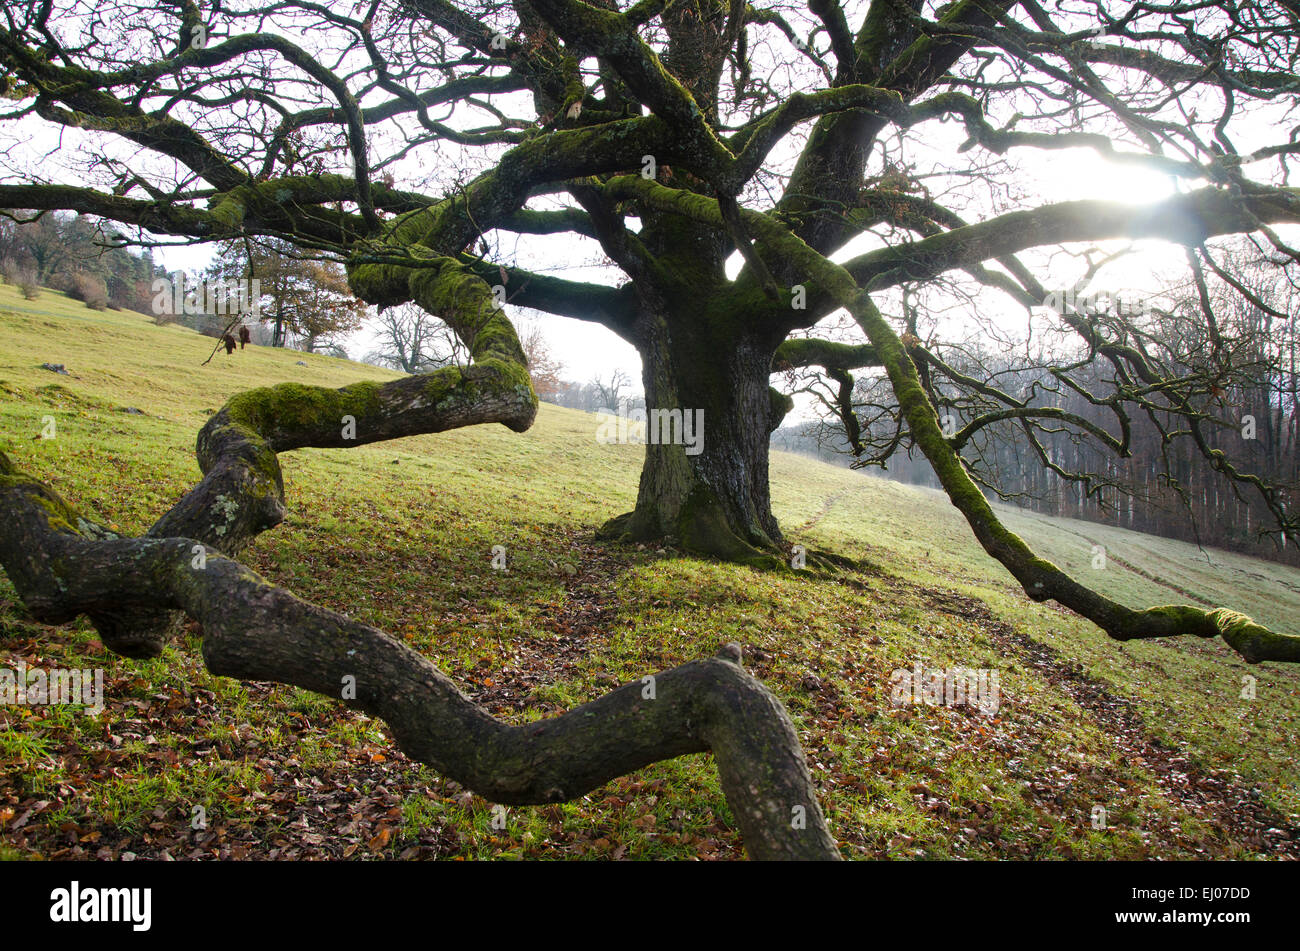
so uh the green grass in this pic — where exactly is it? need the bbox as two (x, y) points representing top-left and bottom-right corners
(2, 282), (1299, 860)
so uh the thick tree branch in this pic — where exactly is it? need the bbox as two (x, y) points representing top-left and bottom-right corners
(460, 256), (638, 336)
(775, 338), (880, 371)
(843, 186), (1300, 295)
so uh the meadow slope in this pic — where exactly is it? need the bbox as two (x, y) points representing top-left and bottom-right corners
(1, 284), (1298, 860)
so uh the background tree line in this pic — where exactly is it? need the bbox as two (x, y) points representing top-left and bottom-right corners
(1, 209), (575, 396)
(804, 253), (1300, 567)
(0, 210), (161, 312)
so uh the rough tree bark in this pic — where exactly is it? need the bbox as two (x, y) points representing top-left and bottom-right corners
(599, 297), (791, 564)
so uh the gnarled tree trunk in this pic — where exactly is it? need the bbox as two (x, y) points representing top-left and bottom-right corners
(600, 298), (791, 565)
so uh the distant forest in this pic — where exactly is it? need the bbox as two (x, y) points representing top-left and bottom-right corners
(784, 263), (1300, 568)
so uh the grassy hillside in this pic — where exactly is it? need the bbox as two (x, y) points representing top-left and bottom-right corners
(2, 282), (1298, 860)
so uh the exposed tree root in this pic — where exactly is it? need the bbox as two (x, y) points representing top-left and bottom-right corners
(0, 237), (842, 860)
(597, 506), (786, 569)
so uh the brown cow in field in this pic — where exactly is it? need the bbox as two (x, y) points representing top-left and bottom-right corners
(238, 325), (251, 349)
(222, 333), (237, 355)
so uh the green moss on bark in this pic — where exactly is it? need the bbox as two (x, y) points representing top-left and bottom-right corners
(0, 453), (82, 535)
(226, 381), (384, 433)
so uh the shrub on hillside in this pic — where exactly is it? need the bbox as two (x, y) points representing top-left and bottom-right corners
(63, 272), (109, 310)
(14, 267), (40, 299)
